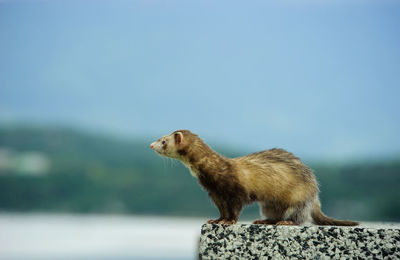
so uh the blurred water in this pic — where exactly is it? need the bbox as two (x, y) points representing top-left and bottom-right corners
(0, 214), (205, 260)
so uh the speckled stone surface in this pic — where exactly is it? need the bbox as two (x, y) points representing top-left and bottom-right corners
(198, 224), (400, 259)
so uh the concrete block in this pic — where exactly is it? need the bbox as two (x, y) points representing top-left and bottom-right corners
(198, 223), (400, 259)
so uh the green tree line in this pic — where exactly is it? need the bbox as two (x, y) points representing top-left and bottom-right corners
(0, 125), (399, 221)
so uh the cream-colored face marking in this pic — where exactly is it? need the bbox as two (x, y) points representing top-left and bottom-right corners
(150, 133), (179, 158)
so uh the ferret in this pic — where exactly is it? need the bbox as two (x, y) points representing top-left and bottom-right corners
(150, 130), (358, 226)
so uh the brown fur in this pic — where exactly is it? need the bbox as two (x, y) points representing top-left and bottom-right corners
(150, 130), (358, 226)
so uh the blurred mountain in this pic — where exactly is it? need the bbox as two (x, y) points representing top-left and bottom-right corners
(0, 124), (399, 221)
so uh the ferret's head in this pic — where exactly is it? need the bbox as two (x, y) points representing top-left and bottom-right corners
(150, 130), (196, 159)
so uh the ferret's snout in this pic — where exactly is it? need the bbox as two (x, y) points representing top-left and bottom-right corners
(150, 142), (155, 150)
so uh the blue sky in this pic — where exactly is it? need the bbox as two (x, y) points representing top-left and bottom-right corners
(0, 0), (399, 160)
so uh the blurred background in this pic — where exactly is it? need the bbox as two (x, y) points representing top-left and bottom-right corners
(0, 0), (399, 259)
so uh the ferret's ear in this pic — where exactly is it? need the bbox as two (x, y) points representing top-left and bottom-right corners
(174, 132), (184, 145)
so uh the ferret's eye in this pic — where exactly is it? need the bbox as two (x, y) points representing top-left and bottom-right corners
(162, 140), (166, 145)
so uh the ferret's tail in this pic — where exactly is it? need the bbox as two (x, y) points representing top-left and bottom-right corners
(311, 199), (358, 226)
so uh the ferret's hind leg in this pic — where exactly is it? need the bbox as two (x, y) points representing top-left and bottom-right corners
(253, 201), (282, 225)
(281, 200), (313, 225)
(254, 200), (312, 225)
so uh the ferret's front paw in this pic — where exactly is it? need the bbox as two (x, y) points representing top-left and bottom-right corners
(219, 220), (236, 225)
(206, 219), (236, 225)
(207, 218), (222, 224)
(217, 219), (236, 226)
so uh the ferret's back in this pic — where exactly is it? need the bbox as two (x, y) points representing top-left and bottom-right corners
(240, 148), (300, 163)
(233, 148), (317, 189)
(231, 148), (318, 204)
(234, 148), (309, 173)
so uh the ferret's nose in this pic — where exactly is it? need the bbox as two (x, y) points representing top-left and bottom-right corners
(150, 142), (155, 149)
